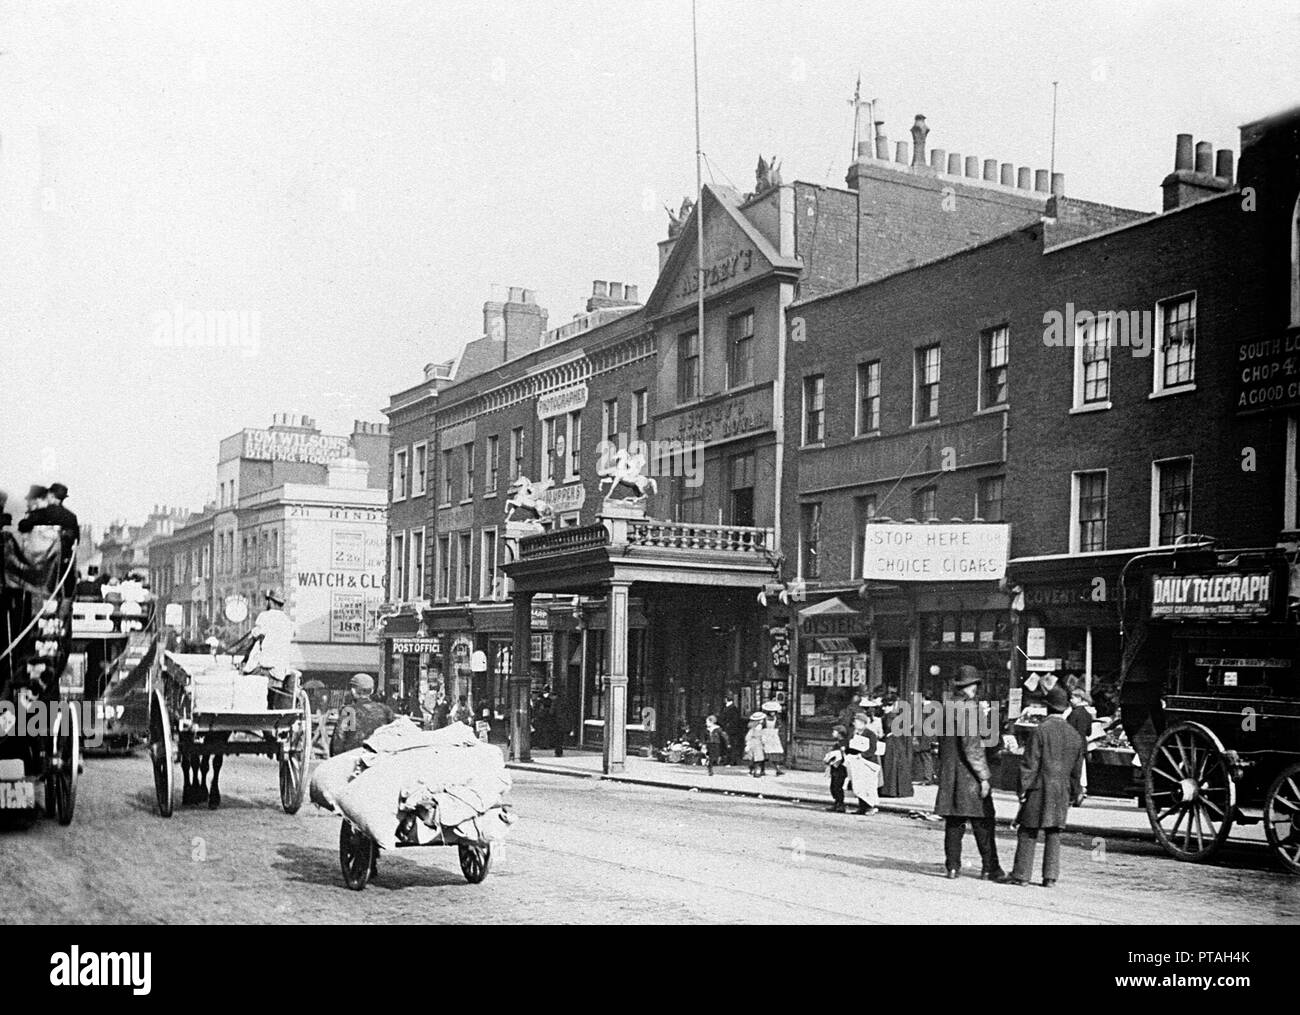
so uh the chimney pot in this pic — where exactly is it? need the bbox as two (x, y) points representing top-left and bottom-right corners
(523, 289), (536, 304)
(875, 133), (889, 159)
(1000, 163), (1015, 186)
(910, 114), (929, 167)
(1051, 172), (1065, 197)
(857, 140), (873, 160)
(965, 155), (979, 178)
(895, 140), (909, 165)
(1175, 133), (1194, 171)
(593, 280), (608, 298)
(947, 152), (962, 175)
(1194, 141), (1213, 175)
(1034, 169), (1050, 192)
(1017, 167), (1032, 189)
(1215, 149), (1234, 184)
(625, 284), (639, 302)
(508, 286), (524, 303)
(983, 159), (998, 182)
(930, 148), (946, 171)
(609, 282), (624, 300)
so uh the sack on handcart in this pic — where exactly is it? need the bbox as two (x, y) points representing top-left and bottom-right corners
(309, 747), (367, 812)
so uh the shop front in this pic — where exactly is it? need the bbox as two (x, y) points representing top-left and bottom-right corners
(788, 595), (872, 768)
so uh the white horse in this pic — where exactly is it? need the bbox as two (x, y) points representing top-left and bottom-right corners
(505, 476), (555, 522)
(598, 448), (658, 498)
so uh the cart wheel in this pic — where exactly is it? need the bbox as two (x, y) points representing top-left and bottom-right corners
(1144, 721), (1235, 863)
(50, 700), (80, 826)
(458, 842), (491, 884)
(149, 690), (176, 819)
(1264, 762), (1300, 876)
(339, 821), (375, 890)
(279, 689), (312, 815)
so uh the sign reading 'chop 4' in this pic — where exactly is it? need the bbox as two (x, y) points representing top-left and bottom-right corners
(1150, 571), (1276, 620)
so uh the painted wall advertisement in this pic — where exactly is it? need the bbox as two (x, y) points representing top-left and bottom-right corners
(290, 512), (387, 643)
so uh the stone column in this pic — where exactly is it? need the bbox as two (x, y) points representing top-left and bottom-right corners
(510, 589), (534, 762)
(603, 580), (631, 774)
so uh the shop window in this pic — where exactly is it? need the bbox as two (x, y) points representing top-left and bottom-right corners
(914, 344), (941, 423)
(981, 326), (1009, 408)
(1072, 470), (1108, 552)
(977, 475), (1005, 523)
(803, 374), (825, 444)
(1073, 315), (1111, 407)
(1153, 457), (1192, 546)
(677, 330), (700, 402)
(1154, 294), (1196, 393)
(857, 360), (880, 434)
(728, 310), (754, 388)
(801, 503), (822, 580)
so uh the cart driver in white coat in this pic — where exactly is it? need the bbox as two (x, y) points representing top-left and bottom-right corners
(238, 590), (298, 707)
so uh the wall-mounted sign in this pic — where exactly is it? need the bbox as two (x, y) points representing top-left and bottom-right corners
(545, 483), (586, 514)
(439, 420), (476, 449)
(330, 592), (366, 642)
(1194, 657), (1289, 669)
(678, 248), (755, 300)
(242, 429), (350, 465)
(1236, 333), (1300, 415)
(861, 524), (1009, 582)
(537, 383), (589, 420)
(657, 385), (773, 448)
(1026, 627), (1046, 657)
(392, 638), (441, 655)
(1026, 658), (1062, 672)
(1150, 571), (1276, 620)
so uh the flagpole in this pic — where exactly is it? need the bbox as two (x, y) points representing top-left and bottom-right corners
(692, 0), (704, 355)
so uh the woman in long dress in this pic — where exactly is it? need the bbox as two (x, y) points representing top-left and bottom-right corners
(879, 695), (914, 797)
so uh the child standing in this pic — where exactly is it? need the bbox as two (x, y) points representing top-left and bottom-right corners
(744, 711), (767, 777)
(845, 711), (881, 815)
(704, 714), (729, 776)
(761, 704), (786, 776)
(823, 723), (849, 812)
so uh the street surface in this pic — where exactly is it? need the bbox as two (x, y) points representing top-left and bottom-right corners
(3, 752), (1298, 924)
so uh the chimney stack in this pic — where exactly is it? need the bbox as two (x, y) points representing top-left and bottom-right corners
(1215, 149), (1234, 184)
(1175, 133), (1194, 171)
(910, 115), (929, 168)
(1162, 133), (1232, 211)
(1194, 141), (1213, 175)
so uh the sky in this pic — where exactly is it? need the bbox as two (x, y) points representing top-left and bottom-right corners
(1, 0), (1297, 533)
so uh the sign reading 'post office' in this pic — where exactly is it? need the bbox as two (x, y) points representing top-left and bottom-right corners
(861, 524), (1009, 582)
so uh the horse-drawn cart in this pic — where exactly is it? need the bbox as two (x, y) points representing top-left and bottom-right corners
(147, 652), (311, 816)
(1119, 543), (1300, 874)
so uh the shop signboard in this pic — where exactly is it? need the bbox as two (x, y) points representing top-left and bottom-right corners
(1149, 570), (1276, 620)
(861, 524), (1009, 582)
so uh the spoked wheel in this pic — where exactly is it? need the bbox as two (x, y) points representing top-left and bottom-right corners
(279, 689), (312, 815)
(1264, 762), (1300, 876)
(458, 842), (491, 884)
(1144, 722), (1235, 862)
(49, 700), (80, 826)
(339, 821), (376, 891)
(149, 690), (176, 818)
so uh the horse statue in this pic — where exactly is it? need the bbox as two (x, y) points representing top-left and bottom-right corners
(504, 476), (555, 523)
(598, 447), (658, 501)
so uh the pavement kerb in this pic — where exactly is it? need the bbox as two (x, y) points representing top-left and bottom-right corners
(505, 760), (1156, 844)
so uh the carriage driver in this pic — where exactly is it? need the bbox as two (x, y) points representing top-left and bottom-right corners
(233, 590), (298, 707)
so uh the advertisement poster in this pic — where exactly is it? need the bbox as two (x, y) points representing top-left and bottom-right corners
(290, 513), (386, 644)
(331, 592), (366, 643)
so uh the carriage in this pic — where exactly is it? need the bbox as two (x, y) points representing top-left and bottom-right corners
(1, 525), (81, 826)
(145, 650), (312, 816)
(1118, 542), (1300, 874)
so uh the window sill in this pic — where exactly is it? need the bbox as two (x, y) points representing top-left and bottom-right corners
(411, 489), (427, 499)
(438, 503), (453, 510)
(852, 431), (881, 441)
(459, 498), (474, 506)
(911, 419), (942, 430)
(1148, 385), (1197, 400)
(391, 495), (406, 503)
(976, 403), (1009, 416)
(482, 490), (498, 500)
(1069, 401), (1112, 415)
(801, 441), (826, 450)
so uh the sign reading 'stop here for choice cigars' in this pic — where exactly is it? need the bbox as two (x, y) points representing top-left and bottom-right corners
(861, 524), (1009, 582)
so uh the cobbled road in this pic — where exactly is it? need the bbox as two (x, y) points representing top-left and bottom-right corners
(3, 753), (1298, 924)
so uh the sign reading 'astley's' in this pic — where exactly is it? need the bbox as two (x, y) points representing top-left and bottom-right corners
(660, 386), (773, 447)
(537, 383), (589, 420)
(242, 429), (350, 464)
(1236, 332), (1300, 414)
(1150, 571), (1275, 619)
(678, 248), (755, 299)
(862, 524), (1010, 582)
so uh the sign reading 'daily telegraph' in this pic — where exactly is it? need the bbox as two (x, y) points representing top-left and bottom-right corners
(242, 429), (351, 464)
(1150, 571), (1275, 620)
(861, 524), (1009, 582)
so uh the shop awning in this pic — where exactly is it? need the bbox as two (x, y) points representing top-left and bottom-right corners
(797, 596), (858, 618)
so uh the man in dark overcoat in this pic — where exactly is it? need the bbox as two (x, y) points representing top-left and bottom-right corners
(1009, 686), (1085, 887)
(934, 666), (1008, 881)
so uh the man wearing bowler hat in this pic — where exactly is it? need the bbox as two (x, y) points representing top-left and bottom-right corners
(18, 482), (80, 543)
(934, 665), (1009, 882)
(1008, 685), (1085, 887)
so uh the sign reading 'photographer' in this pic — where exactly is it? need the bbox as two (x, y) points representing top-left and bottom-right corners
(1150, 571), (1275, 620)
(861, 524), (1009, 582)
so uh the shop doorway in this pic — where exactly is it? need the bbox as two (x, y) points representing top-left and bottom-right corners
(880, 647), (909, 697)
